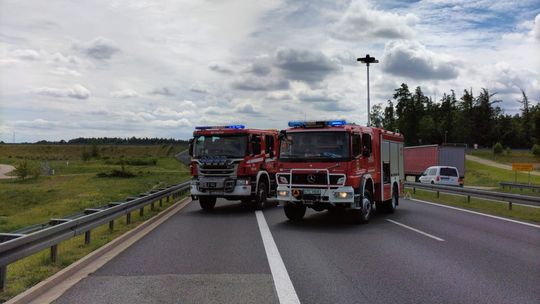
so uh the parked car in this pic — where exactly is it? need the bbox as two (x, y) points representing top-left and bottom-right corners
(418, 166), (462, 186)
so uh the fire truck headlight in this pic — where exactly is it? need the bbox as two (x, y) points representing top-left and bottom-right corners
(336, 177), (345, 185)
(237, 179), (250, 185)
(278, 190), (289, 197)
(334, 192), (352, 199)
(278, 176), (288, 184)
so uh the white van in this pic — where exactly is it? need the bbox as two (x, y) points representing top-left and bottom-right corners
(419, 166), (461, 186)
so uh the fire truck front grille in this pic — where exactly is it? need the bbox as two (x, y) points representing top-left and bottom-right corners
(289, 174), (343, 185)
(199, 164), (237, 177)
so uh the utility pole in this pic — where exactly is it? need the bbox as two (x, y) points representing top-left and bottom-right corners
(357, 54), (378, 126)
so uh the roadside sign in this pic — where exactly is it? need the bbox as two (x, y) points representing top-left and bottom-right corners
(512, 163), (533, 171)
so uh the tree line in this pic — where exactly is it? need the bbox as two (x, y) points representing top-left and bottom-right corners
(370, 83), (538, 148)
(29, 137), (189, 145)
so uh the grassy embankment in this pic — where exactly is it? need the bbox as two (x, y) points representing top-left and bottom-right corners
(407, 151), (540, 224)
(0, 144), (190, 301)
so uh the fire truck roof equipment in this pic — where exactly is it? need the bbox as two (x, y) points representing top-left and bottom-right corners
(195, 125), (245, 130)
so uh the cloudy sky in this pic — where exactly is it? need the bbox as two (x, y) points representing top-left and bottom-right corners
(1, 0), (539, 142)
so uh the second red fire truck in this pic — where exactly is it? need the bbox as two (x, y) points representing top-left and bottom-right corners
(189, 125), (279, 210)
(276, 120), (404, 223)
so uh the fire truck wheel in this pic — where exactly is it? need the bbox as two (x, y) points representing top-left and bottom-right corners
(252, 181), (267, 210)
(284, 203), (306, 221)
(199, 197), (216, 210)
(385, 185), (398, 214)
(353, 190), (372, 224)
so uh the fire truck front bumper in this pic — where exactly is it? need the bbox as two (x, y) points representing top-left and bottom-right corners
(276, 185), (356, 206)
(191, 178), (252, 197)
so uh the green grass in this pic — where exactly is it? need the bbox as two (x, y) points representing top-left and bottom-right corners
(0, 196), (185, 302)
(465, 159), (540, 187)
(469, 149), (539, 166)
(405, 188), (540, 224)
(0, 144), (191, 301)
(0, 158), (190, 233)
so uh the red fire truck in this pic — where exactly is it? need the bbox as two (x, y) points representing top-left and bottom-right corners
(189, 125), (279, 210)
(276, 120), (404, 223)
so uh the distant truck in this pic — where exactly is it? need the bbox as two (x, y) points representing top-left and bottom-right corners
(404, 144), (466, 183)
(188, 125), (279, 210)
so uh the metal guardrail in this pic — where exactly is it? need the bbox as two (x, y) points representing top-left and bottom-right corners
(404, 182), (540, 208)
(500, 182), (540, 192)
(0, 181), (190, 291)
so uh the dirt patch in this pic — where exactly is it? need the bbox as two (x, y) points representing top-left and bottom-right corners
(0, 164), (16, 179)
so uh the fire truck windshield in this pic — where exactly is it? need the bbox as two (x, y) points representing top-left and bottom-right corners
(279, 131), (350, 162)
(193, 134), (248, 158)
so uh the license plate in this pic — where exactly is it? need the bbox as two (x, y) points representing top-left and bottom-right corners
(303, 189), (321, 195)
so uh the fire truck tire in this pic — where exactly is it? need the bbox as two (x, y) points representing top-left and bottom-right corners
(252, 181), (267, 210)
(199, 197), (216, 210)
(284, 203), (306, 221)
(383, 185), (398, 213)
(353, 190), (372, 224)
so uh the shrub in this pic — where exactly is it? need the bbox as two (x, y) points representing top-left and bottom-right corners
(14, 161), (31, 180)
(532, 144), (540, 156)
(96, 169), (135, 178)
(81, 150), (91, 161)
(493, 142), (503, 155)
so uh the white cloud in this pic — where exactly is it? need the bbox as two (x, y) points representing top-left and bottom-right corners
(332, 0), (418, 41)
(110, 89), (139, 98)
(381, 40), (459, 80)
(275, 48), (341, 84)
(34, 84), (91, 99)
(11, 49), (41, 61)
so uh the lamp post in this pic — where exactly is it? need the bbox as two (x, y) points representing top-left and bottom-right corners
(357, 54), (378, 126)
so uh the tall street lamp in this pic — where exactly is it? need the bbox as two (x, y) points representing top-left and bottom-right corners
(357, 54), (378, 126)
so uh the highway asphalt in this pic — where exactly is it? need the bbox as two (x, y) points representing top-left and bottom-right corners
(55, 197), (540, 304)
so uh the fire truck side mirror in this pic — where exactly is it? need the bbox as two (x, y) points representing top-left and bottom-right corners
(362, 146), (370, 158)
(188, 138), (194, 157)
(278, 130), (287, 140)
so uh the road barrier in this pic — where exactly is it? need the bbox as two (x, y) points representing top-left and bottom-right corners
(404, 182), (540, 209)
(0, 181), (190, 291)
(500, 182), (540, 192)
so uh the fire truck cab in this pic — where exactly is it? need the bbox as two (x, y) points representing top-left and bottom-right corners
(276, 120), (404, 223)
(189, 125), (279, 210)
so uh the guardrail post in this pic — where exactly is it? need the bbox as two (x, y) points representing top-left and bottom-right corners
(0, 265), (6, 291)
(508, 202), (512, 210)
(51, 245), (58, 263)
(109, 220), (114, 231)
(413, 187), (416, 194)
(84, 230), (91, 245)
(159, 198), (163, 207)
(467, 195), (471, 203)
(126, 213), (132, 224)
(140, 207), (144, 217)
(151, 201), (155, 211)
(167, 195), (170, 203)
(436, 191), (440, 198)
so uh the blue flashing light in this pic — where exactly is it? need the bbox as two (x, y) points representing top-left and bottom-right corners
(288, 121), (305, 127)
(327, 120), (347, 126)
(226, 125), (245, 129)
(287, 120), (347, 128)
(195, 125), (245, 130)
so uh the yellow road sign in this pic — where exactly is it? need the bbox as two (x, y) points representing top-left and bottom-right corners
(512, 163), (533, 171)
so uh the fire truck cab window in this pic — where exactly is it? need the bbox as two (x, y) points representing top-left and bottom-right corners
(279, 131), (349, 161)
(362, 133), (372, 156)
(251, 135), (262, 155)
(193, 135), (248, 158)
(265, 135), (274, 153)
(352, 134), (361, 157)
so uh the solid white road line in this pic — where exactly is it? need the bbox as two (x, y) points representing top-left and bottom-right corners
(410, 198), (540, 229)
(255, 211), (301, 304)
(386, 219), (445, 242)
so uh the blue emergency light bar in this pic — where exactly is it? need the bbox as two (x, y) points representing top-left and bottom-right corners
(195, 125), (245, 130)
(288, 120), (347, 128)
